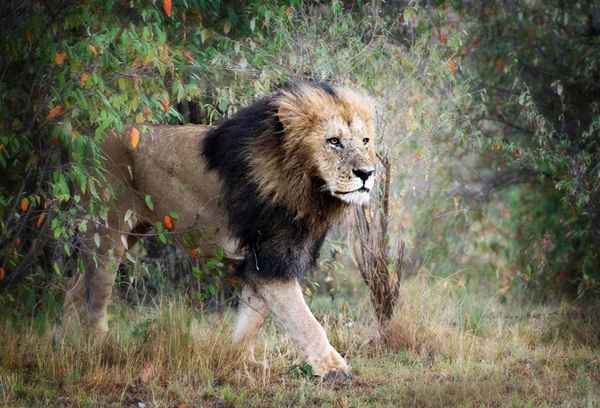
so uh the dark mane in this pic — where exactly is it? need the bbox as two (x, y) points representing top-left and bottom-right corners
(201, 83), (343, 280)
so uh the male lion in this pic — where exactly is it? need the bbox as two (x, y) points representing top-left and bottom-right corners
(64, 82), (377, 379)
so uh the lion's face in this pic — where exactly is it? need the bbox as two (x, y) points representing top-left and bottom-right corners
(316, 114), (376, 205)
(249, 83), (377, 216)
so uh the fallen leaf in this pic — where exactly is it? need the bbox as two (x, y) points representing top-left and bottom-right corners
(130, 127), (140, 149)
(88, 44), (98, 56)
(0, 267), (5, 281)
(25, 31), (32, 43)
(47, 105), (65, 120)
(54, 51), (67, 65)
(190, 248), (199, 259)
(163, 0), (172, 17)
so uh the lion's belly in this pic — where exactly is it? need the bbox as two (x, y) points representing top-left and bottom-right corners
(132, 125), (245, 260)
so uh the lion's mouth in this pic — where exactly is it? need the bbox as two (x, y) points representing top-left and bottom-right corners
(335, 187), (370, 195)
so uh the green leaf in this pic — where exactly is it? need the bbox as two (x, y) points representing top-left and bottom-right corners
(200, 29), (211, 44)
(144, 194), (154, 211)
(158, 231), (167, 244)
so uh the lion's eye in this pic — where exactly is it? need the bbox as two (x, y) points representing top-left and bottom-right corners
(363, 138), (370, 145)
(327, 137), (341, 147)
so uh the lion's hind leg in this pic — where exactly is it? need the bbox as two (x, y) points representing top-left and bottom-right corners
(232, 284), (269, 367)
(63, 210), (148, 336)
(63, 225), (128, 336)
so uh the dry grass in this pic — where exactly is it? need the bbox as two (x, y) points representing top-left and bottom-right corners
(1, 277), (599, 407)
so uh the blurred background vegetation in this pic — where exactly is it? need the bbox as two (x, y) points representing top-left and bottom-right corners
(0, 0), (599, 320)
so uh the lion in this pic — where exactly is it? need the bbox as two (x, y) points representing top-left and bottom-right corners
(63, 82), (377, 379)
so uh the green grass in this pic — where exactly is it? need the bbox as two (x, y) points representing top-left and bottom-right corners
(1, 277), (599, 407)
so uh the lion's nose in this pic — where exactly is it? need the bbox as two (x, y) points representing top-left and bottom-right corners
(353, 167), (375, 182)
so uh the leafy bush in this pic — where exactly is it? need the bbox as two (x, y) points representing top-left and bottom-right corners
(0, 0), (403, 308)
(1, 0), (597, 311)
(396, 1), (600, 297)
(457, 1), (600, 295)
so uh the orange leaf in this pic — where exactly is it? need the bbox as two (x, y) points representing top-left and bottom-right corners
(130, 127), (140, 149)
(20, 197), (29, 213)
(163, 215), (174, 231)
(88, 44), (98, 56)
(183, 50), (194, 63)
(54, 51), (67, 65)
(36, 213), (46, 228)
(140, 362), (156, 384)
(0, 267), (5, 281)
(438, 31), (447, 45)
(190, 248), (199, 259)
(25, 31), (32, 43)
(163, 0), (172, 17)
(161, 97), (170, 112)
(495, 57), (505, 74)
(47, 105), (65, 120)
(80, 73), (90, 86)
(447, 59), (458, 75)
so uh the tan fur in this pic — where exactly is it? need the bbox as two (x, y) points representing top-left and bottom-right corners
(232, 285), (269, 364)
(254, 279), (349, 377)
(63, 85), (376, 379)
(64, 125), (243, 332)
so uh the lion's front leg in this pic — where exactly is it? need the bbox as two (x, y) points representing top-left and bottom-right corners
(232, 284), (269, 365)
(256, 279), (350, 379)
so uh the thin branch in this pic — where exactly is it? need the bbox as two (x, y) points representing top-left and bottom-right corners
(447, 165), (539, 202)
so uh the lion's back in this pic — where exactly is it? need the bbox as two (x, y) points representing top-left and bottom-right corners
(103, 124), (243, 260)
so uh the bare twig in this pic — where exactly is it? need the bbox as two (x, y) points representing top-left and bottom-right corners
(353, 153), (403, 334)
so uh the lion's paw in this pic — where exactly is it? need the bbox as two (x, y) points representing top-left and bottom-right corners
(323, 369), (352, 383)
(309, 347), (351, 379)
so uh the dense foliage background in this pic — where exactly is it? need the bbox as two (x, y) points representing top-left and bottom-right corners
(0, 0), (598, 316)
